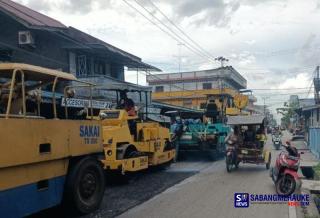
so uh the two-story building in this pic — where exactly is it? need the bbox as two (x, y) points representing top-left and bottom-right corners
(0, 0), (159, 100)
(146, 66), (247, 114)
(294, 67), (320, 158)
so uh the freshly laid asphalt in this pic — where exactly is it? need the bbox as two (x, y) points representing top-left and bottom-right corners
(30, 132), (294, 218)
(118, 134), (290, 218)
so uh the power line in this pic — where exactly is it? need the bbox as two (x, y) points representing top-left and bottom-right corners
(306, 66), (319, 97)
(256, 91), (312, 96)
(145, 0), (216, 61)
(131, 0), (214, 62)
(249, 87), (313, 91)
(122, 0), (214, 63)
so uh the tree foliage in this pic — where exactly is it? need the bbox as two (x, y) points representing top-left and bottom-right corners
(277, 101), (299, 127)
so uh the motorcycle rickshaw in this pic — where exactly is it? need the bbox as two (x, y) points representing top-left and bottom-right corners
(225, 115), (271, 172)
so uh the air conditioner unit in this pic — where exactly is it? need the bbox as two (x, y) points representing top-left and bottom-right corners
(18, 31), (34, 45)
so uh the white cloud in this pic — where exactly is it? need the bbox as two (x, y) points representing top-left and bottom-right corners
(278, 73), (310, 89)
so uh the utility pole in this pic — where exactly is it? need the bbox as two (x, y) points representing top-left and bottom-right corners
(136, 69), (139, 85)
(262, 97), (270, 116)
(173, 43), (186, 90)
(178, 42), (183, 73)
(215, 56), (229, 67)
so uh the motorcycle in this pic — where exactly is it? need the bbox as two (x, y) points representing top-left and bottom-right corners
(225, 139), (239, 172)
(270, 141), (302, 196)
(273, 136), (281, 150)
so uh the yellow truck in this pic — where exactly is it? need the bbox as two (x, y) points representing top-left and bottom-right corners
(0, 64), (175, 217)
(99, 109), (175, 174)
(76, 87), (176, 175)
(0, 63), (106, 217)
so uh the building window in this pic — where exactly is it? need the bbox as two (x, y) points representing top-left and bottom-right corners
(94, 60), (105, 75)
(77, 55), (87, 76)
(202, 83), (212, 90)
(155, 86), (164, 92)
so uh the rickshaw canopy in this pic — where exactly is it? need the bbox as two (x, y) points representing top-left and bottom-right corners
(0, 63), (77, 82)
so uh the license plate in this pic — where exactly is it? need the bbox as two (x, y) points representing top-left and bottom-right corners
(241, 150), (248, 154)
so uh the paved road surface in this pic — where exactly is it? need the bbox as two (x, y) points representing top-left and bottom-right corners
(119, 133), (291, 218)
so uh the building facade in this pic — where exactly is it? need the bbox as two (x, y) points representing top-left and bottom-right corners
(293, 67), (320, 158)
(146, 66), (247, 113)
(0, 0), (159, 92)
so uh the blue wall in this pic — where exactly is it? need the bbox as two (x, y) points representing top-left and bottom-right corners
(309, 127), (320, 158)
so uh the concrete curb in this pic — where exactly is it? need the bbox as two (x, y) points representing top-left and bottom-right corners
(298, 189), (320, 218)
(289, 203), (297, 218)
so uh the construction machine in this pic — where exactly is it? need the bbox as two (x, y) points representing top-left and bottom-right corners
(63, 83), (175, 175)
(168, 91), (248, 161)
(77, 86), (176, 175)
(0, 64), (106, 217)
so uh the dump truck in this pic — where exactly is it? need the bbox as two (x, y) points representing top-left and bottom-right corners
(0, 64), (106, 217)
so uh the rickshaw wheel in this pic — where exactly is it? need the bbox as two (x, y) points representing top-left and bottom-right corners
(226, 156), (233, 173)
(266, 153), (271, 170)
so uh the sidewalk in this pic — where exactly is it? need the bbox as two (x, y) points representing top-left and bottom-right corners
(290, 138), (320, 218)
(291, 139), (319, 167)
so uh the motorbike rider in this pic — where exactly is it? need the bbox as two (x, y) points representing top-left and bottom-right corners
(226, 125), (242, 146)
(283, 141), (298, 156)
(272, 141), (298, 179)
(171, 118), (184, 141)
(225, 126), (242, 163)
(270, 140), (301, 196)
(256, 125), (267, 149)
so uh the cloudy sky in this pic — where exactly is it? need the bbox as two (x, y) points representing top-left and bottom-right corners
(16, 0), (320, 118)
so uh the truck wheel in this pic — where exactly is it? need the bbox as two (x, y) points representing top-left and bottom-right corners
(64, 157), (105, 214)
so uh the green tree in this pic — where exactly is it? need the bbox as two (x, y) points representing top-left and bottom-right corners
(277, 101), (299, 127)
